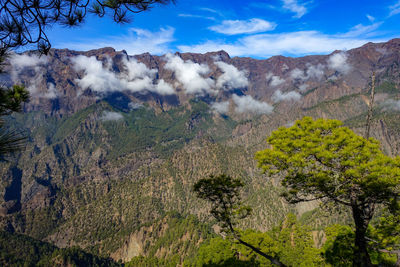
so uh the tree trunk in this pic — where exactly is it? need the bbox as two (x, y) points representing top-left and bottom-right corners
(352, 204), (374, 267)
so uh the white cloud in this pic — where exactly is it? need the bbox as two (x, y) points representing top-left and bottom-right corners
(72, 55), (121, 93)
(271, 76), (285, 86)
(298, 84), (309, 92)
(272, 89), (301, 102)
(128, 102), (144, 110)
(328, 52), (351, 74)
(72, 55), (175, 95)
(60, 27), (175, 55)
(289, 63), (325, 81)
(121, 56), (174, 95)
(164, 54), (215, 95)
(198, 7), (224, 17)
(8, 53), (54, 97)
(340, 22), (383, 38)
(366, 14), (375, 22)
(154, 79), (175, 95)
(124, 76), (155, 93)
(178, 14), (215, 20)
(266, 73), (285, 87)
(215, 61), (248, 89)
(383, 99), (400, 111)
(282, 0), (308, 18)
(9, 53), (48, 81)
(100, 111), (124, 121)
(43, 83), (58, 99)
(9, 53), (48, 70)
(389, 1), (400, 16)
(178, 31), (381, 58)
(306, 64), (325, 80)
(209, 18), (276, 35)
(121, 56), (157, 80)
(290, 68), (306, 80)
(232, 94), (273, 114)
(211, 101), (230, 114)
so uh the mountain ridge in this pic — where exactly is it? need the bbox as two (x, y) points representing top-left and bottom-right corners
(7, 38), (399, 116)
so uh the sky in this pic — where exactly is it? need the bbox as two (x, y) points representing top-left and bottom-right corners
(46, 0), (400, 59)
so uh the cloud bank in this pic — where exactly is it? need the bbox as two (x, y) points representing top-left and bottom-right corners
(290, 63), (325, 81)
(211, 101), (230, 114)
(72, 55), (174, 95)
(44, 83), (59, 99)
(328, 52), (351, 74)
(163, 55), (249, 94)
(215, 61), (248, 89)
(266, 73), (285, 87)
(272, 89), (301, 102)
(232, 94), (273, 114)
(212, 95), (274, 115)
(164, 54), (215, 95)
(9, 53), (58, 98)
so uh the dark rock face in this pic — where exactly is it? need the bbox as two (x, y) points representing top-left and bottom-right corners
(0, 39), (400, 262)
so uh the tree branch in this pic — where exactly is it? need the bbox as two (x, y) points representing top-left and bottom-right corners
(227, 220), (287, 267)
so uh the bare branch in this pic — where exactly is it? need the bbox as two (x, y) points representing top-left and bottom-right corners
(0, 0), (174, 53)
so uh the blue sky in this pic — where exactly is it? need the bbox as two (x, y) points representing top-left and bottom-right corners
(47, 0), (400, 59)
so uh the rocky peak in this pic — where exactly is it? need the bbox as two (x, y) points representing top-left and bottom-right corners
(4, 38), (400, 116)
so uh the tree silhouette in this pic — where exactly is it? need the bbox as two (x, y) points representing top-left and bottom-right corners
(193, 174), (287, 267)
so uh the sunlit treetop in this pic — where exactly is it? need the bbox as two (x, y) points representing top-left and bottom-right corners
(256, 116), (400, 206)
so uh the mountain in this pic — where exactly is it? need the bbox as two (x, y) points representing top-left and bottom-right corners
(0, 39), (400, 264)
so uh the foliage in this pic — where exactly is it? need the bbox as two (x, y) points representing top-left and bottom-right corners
(188, 236), (259, 266)
(256, 116), (400, 266)
(0, 84), (29, 115)
(188, 214), (325, 267)
(0, 85), (29, 158)
(270, 213), (325, 266)
(193, 174), (251, 231)
(48, 99), (226, 159)
(3, 98), (267, 261)
(0, 118), (27, 158)
(322, 224), (396, 266)
(194, 174), (288, 266)
(374, 81), (397, 94)
(0, 230), (119, 266)
(255, 116), (400, 206)
(0, 230), (56, 266)
(0, 49), (30, 158)
(122, 213), (216, 266)
(126, 256), (172, 267)
(0, 0), (174, 53)
(368, 200), (400, 265)
(323, 224), (355, 266)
